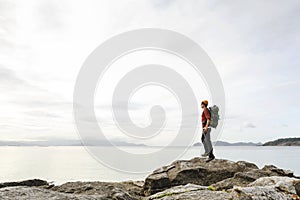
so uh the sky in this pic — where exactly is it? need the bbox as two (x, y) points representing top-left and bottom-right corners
(0, 0), (299, 145)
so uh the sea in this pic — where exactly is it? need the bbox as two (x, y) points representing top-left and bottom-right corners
(0, 146), (299, 184)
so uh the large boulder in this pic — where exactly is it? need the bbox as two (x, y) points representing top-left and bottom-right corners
(213, 164), (297, 190)
(262, 165), (295, 177)
(146, 177), (300, 200)
(142, 157), (258, 196)
(231, 176), (300, 200)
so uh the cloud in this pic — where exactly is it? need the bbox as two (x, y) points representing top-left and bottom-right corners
(35, 0), (68, 31)
(0, 66), (72, 111)
(96, 101), (148, 111)
(0, 0), (16, 52)
(243, 122), (256, 129)
(23, 110), (62, 119)
(224, 114), (241, 120)
(151, 0), (176, 9)
(0, 65), (51, 94)
(0, 0), (299, 144)
(0, 66), (25, 86)
(13, 99), (72, 110)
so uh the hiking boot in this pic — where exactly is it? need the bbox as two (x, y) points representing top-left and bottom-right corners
(206, 155), (215, 162)
(201, 153), (209, 157)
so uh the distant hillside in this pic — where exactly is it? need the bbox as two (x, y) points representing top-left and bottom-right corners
(215, 141), (262, 146)
(0, 140), (146, 147)
(263, 137), (300, 146)
(193, 141), (261, 146)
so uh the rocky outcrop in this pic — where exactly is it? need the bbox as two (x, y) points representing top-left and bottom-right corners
(51, 181), (143, 199)
(231, 176), (300, 200)
(0, 179), (49, 189)
(0, 158), (299, 200)
(0, 180), (142, 200)
(212, 164), (296, 190)
(0, 186), (101, 200)
(147, 183), (231, 200)
(145, 177), (300, 200)
(143, 157), (258, 196)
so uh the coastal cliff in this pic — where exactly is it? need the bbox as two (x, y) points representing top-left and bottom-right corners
(0, 158), (299, 200)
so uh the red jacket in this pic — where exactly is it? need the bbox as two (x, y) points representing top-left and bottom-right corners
(201, 107), (211, 128)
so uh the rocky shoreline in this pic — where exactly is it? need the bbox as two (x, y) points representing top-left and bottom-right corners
(1, 158), (299, 199)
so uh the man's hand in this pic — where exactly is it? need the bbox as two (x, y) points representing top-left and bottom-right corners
(204, 119), (210, 134)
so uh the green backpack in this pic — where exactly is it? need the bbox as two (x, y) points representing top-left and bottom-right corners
(208, 105), (220, 128)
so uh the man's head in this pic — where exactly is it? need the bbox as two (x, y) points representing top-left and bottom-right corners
(201, 100), (208, 109)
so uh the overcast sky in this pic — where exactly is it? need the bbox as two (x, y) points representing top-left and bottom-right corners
(0, 0), (299, 145)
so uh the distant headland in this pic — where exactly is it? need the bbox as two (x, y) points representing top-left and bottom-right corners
(262, 137), (300, 146)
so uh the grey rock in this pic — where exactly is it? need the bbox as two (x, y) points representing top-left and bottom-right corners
(262, 165), (295, 177)
(295, 180), (300, 196)
(1, 159), (298, 200)
(51, 181), (142, 199)
(213, 164), (297, 190)
(0, 186), (102, 200)
(147, 183), (231, 200)
(0, 179), (49, 189)
(231, 176), (300, 200)
(143, 157), (258, 196)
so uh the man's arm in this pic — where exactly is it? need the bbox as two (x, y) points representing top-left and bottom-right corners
(204, 119), (210, 133)
(204, 108), (211, 133)
(205, 119), (210, 128)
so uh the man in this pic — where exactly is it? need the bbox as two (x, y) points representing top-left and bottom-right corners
(201, 100), (215, 162)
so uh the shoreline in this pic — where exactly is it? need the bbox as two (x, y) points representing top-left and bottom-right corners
(1, 146), (300, 185)
(1, 157), (299, 199)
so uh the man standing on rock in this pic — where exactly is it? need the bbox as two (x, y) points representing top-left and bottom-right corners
(201, 100), (215, 162)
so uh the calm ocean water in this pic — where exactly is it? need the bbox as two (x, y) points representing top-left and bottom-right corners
(0, 146), (299, 184)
